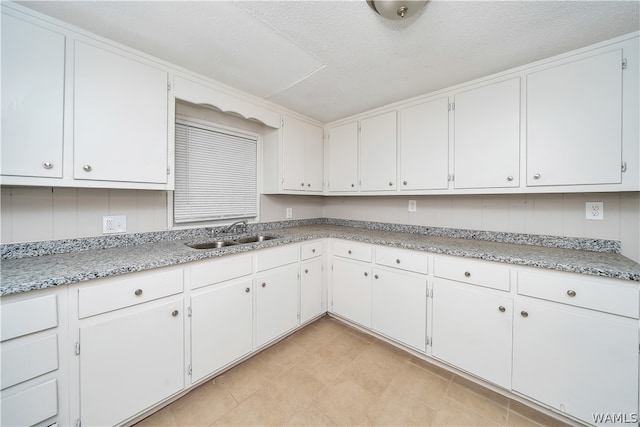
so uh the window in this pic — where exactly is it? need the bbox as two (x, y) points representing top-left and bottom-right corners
(174, 118), (258, 224)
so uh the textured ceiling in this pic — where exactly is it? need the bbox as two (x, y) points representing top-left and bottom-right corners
(18, 1), (640, 123)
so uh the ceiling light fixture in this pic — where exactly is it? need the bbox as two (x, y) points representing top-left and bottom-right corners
(366, 0), (428, 19)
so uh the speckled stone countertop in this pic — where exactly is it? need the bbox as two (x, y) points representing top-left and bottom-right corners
(2, 220), (639, 296)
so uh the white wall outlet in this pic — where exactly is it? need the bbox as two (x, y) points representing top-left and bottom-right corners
(585, 202), (604, 220)
(408, 200), (417, 212)
(285, 208), (293, 219)
(103, 215), (127, 233)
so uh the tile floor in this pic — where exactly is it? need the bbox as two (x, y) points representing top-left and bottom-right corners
(135, 315), (571, 427)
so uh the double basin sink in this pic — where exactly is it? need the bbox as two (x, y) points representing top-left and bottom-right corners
(186, 234), (277, 250)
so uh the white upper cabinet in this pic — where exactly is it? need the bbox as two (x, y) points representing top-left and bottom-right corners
(282, 115), (323, 192)
(360, 111), (397, 191)
(327, 121), (359, 192)
(526, 49), (623, 186)
(399, 98), (449, 191)
(73, 41), (169, 184)
(453, 77), (521, 189)
(1, 13), (65, 179)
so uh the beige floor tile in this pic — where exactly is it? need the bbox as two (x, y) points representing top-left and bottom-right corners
(446, 381), (508, 425)
(257, 338), (307, 377)
(212, 388), (287, 426)
(297, 344), (352, 384)
(385, 360), (451, 411)
(509, 400), (572, 427)
(286, 324), (328, 352)
(507, 411), (543, 427)
(313, 378), (378, 425)
(433, 398), (501, 426)
(408, 356), (455, 381)
(367, 391), (437, 426)
(325, 329), (373, 360)
(135, 405), (176, 427)
(452, 375), (510, 408)
(284, 404), (338, 426)
(166, 380), (237, 426)
(263, 365), (327, 418)
(214, 355), (271, 402)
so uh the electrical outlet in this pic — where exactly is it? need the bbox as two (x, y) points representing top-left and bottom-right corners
(585, 202), (604, 220)
(285, 208), (293, 219)
(103, 215), (127, 233)
(408, 200), (417, 212)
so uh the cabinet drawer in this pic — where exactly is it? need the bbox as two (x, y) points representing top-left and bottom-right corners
(333, 240), (372, 262)
(301, 241), (323, 260)
(1, 294), (57, 341)
(434, 256), (510, 291)
(78, 268), (183, 319)
(517, 270), (639, 318)
(1, 378), (57, 427)
(190, 254), (252, 289)
(1, 334), (58, 390)
(256, 245), (299, 272)
(375, 246), (428, 274)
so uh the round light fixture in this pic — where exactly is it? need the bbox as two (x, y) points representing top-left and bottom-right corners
(366, 0), (428, 19)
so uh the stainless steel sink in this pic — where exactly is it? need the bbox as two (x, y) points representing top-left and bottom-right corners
(186, 240), (237, 249)
(233, 235), (276, 244)
(186, 235), (277, 249)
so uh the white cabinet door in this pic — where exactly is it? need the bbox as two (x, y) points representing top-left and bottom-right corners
(453, 78), (520, 189)
(190, 278), (253, 383)
(256, 263), (299, 347)
(282, 115), (307, 191)
(512, 299), (639, 425)
(432, 280), (513, 389)
(372, 267), (427, 352)
(327, 121), (358, 192)
(79, 297), (184, 427)
(331, 258), (372, 328)
(360, 111), (397, 191)
(399, 98), (449, 190)
(305, 123), (324, 192)
(73, 41), (168, 184)
(1, 14), (65, 179)
(526, 49), (623, 186)
(300, 258), (323, 324)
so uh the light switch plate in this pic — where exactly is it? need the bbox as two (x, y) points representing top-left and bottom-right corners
(285, 208), (293, 219)
(585, 202), (603, 220)
(103, 215), (127, 233)
(408, 200), (417, 212)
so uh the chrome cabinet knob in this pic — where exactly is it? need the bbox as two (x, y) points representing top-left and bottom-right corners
(312, 249), (316, 253)
(245, 287), (250, 293)
(348, 250), (352, 255)
(498, 306), (506, 313)
(567, 289), (576, 297)
(364, 272), (368, 277)
(307, 184), (311, 187)
(304, 269), (309, 274)
(507, 176), (513, 181)
(374, 274), (379, 279)
(396, 259), (401, 264)
(464, 271), (471, 278)
(351, 183), (355, 188)
(403, 181), (408, 185)
(43, 162), (53, 169)
(301, 182), (305, 187)
(388, 182), (393, 186)
(171, 310), (179, 317)
(521, 311), (529, 318)
(261, 282), (266, 288)
(134, 289), (143, 296)
(83, 165), (92, 172)
(533, 174), (541, 180)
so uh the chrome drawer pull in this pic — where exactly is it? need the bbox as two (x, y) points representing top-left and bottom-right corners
(498, 306), (506, 313)
(171, 310), (179, 317)
(396, 259), (401, 264)
(521, 311), (528, 318)
(464, 271), (471, 278)
(245, 287), (250, 293)
(567, 289), (576, 297)
(134, 289), (143, 296)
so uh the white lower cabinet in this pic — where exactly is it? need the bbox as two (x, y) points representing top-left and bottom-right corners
(256, 263), (300, 347)
(301, 258), (324, 324)
(190, 278), (254, 383)
(79, 296), (184, 426)
(331, 257), (372, 328)
(372, 267), (427, 352)
(431, 280), (513, 389)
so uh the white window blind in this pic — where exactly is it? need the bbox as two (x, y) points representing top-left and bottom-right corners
(174, 120), (257, 224)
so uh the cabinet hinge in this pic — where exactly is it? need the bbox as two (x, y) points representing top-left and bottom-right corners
(75, 418), (81, 427)
(188, 365), (192, 376)
(74, 341), (80, 356)
(448, 103), (451, 111)
(167, 82), (171, 91)
(281, 118), (285, 127)
(297, 272), (300, 280)
(448, 174), (454, 182)
(622, 58), (628, 70)
(188, 306), (192, 317)
(429, 289), (433, 298)
(426, 337), (432, 346)
(451, 102), (455, 111)
(622, 161), (627, 173)
(297, 312), (301, 321)
(167, 166), (171, 176)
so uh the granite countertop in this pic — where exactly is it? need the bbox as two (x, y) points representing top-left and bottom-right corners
(2, 222), (640, 296)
